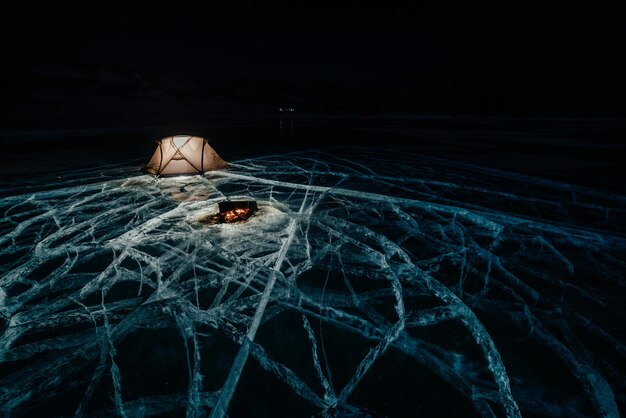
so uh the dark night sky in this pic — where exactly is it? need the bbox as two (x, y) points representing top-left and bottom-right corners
(2, 2), (626, 119)
(2, 2), (626, 184)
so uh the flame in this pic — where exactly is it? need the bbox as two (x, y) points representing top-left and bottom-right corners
(222, 208), (253, 223)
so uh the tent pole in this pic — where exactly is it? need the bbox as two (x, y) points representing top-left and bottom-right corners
(200, 140), (206, 174)
(157, 142), (163, 175)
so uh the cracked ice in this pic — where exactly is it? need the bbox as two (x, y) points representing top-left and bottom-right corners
(1, 147), (625, 417)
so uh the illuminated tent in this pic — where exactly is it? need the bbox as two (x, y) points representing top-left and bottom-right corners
(142, 135), (228, 176)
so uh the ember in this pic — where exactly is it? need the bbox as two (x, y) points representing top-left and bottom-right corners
(222, 208), (253, 223)
(197, 200), (258, 225)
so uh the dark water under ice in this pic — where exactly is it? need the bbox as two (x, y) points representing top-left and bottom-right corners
(1, 141), (625, 417)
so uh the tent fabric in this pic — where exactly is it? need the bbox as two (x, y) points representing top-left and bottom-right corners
(142, 135), (228, 176)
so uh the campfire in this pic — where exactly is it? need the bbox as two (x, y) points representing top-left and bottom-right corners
(222, 207), (254, 223)
(198, 200), (258, 225)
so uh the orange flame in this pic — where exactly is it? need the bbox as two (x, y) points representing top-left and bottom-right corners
(222, 208), (253, 223)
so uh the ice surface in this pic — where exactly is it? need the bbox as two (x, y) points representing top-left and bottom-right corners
(1, 147), (625, 417)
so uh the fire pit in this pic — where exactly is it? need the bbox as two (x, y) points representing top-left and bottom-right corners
(198, 200), (258, 225)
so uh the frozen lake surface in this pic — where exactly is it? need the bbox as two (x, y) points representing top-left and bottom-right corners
(1, 147), (625, 417)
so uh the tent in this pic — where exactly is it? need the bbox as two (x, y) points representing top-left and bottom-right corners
(142, 135), (228, 176)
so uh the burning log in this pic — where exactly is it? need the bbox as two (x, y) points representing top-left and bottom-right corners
(219, 200), (258, 223)
(222, 207), (254, 223)
(198, 200), (258, 225)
